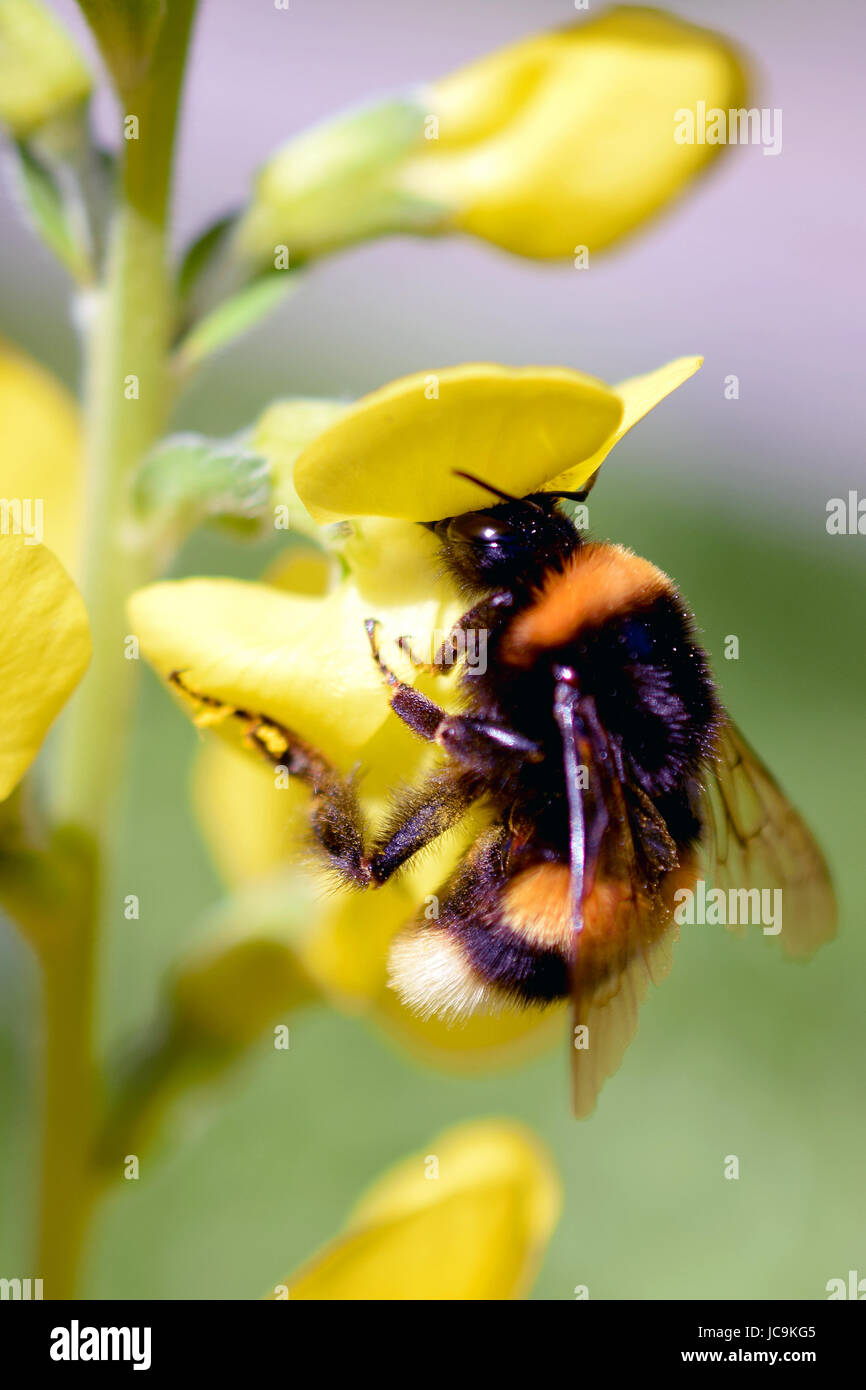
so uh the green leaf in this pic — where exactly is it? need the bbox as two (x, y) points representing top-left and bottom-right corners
(176, 213), (236, 306)
(131, 431), (273, 536)
(10, 139), (92, 280)
(175, 274), (294, 370)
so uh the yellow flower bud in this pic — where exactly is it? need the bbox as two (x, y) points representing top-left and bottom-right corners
(0, 0), (91, 137)
(239, 8), (746, 266)
(402, 6), (748, 258)
(280, 1119), (561, 1300)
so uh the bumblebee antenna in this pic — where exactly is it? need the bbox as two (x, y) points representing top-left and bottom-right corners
(452, 470), (543, 511)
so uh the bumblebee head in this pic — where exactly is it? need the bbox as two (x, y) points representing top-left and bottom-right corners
(428, 474), (582, 593)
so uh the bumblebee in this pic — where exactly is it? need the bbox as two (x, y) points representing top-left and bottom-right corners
(173, 471), (835, 1115)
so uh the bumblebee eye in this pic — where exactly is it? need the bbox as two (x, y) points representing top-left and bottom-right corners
(447, 512), (515, 547)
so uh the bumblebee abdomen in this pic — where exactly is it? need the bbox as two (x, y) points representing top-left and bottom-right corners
(388, 858), (573, 1019)
(388, 856), (658, 1017)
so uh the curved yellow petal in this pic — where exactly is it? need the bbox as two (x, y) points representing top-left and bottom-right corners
(0, 0), (91, 137)
(193, 742), (309, 886)
(129, 577), (400, 767)
(284, 1119), (561, 1300)
(0, 340), (82, 575)
(543, 354), (703, 493)
(407, 7), (748, 259)
(295, 363), (623, 523)
(0, 533), (90, 799)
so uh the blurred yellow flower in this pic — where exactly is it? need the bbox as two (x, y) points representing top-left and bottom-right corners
(275, 1119), (561, 1300)
(130, 355), (700, 1063)
(237, 6), (746, 265)
(0, 341), (89, 800)
(0, 340), (82, 573)
(408, 6), (748, 259)
(0, 533), (90, 800)
(0, 0), (91, 137)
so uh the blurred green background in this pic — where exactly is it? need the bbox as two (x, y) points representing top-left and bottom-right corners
(1, 0), (864, 1299)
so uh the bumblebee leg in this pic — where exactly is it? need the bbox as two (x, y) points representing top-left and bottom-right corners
(368, 767), (482, 884)
(168, 670), (371, 886)
(365, 619), (540, 769)
(365, 619), (446, 739)
(397, 591), (512, 677)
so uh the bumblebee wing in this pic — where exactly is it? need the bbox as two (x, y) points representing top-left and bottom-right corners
(699, 719), (836, 958)
(554, 688), (683, 1119)
(569, 871), (680, 1120)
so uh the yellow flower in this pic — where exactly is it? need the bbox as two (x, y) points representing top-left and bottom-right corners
(294, 357), (700, 523)
(0, 339), (82, 573)
(0, 0), (92, 138)
(0, 533), (90, 800)
(237, 7), (746, 265)
(0, 341), (89, 800)
(274, 1119), (561, 1300)
(130, 356), (700, 1062)
(408, 6), (748, 259)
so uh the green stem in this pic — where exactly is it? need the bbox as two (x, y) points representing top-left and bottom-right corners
(39, 1), (198, 1298)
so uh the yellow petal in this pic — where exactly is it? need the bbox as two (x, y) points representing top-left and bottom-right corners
(130, 500), (469, 776)
(543, 354), (703, 493)
(0, 533), (90, 799)
(294, 363), (623, 523)
(407, 8), (748, 259)
(0, 0), (91, 137)
(193, 742), (309, 886)
(129, 577), (402, 767)
(0, 339), (82, 575)
(284, 1119), (561, 1300)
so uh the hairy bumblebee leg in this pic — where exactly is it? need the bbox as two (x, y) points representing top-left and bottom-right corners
(365, 619), (445, 738)
(398, 591), (513, 677)
(368, 768), (481, 885)
(243, 722), (371, 887)
(364, 622), (542, 766)
(168, 670), (371, 887)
